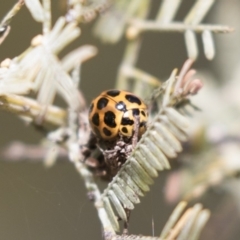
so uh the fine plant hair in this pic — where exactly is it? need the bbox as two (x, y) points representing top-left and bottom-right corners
(0, 1), (236, 240)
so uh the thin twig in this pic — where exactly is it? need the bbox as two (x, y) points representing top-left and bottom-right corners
(0, 0), (24, 27)
(130, 19), (234, 34)
(67, 110), (116, 239)
(160, 201), (187, 239)
(0, 141), (67, 162)
(0, 0), (24, 44)
(0, 93), (66, 126)
(42, 0), (52, 34)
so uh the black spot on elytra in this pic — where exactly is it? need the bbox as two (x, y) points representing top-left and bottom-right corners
(116, 101), (127, 112)
(106, 90), (120, 97)
(104, 111), (117, 128)
(132, 109), (140, 116)
(125, 94), (141, 105)
(140, 121), (146, 127)
(97, 98), (109, 110)
(141, 110), (146, 117)
(103, 127), (112, 136)
(92, 113), (99, 126)
(89, 103), (94, 113)
(121, 118), (134, 126)
(121, 127), (128, 133)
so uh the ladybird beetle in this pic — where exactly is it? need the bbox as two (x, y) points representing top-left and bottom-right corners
(89, 89), (148, 141)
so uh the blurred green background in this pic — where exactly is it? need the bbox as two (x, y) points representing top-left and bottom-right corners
(0, 1), (239, 239)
